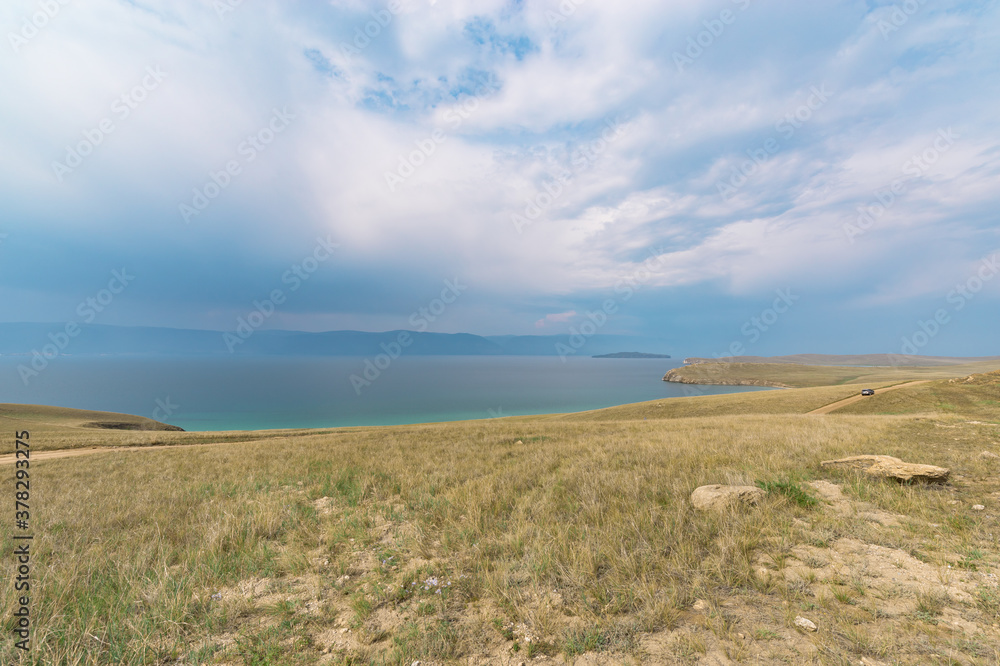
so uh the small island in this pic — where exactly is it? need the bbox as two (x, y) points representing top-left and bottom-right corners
(592, 351), (672, 359)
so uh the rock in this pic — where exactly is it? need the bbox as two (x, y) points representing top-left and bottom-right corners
(794, 616), (817, 632)
(691, 484), (766, 510)
(820, 455), (949, 483)
(692, 599), (710, 612)
(981, 451), (1000, 460)
(973, 505), (985, 511)
(808, 479), (846, 501)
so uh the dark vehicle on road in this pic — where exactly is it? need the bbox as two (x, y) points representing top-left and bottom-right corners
(861, 389), (875, 396)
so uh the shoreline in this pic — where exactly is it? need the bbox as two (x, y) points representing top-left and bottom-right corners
(662, 367), (791, 388)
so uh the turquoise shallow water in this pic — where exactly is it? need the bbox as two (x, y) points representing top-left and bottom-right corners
(0, 355), (770, 431)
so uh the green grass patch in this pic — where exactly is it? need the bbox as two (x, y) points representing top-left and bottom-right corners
(234, 626), (288, 666)
(756, 479), (818, 508)
(563, 627), (608, 656)
(388, 620), (461, 664)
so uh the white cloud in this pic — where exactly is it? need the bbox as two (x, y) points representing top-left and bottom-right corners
(1, 0), (999, 339)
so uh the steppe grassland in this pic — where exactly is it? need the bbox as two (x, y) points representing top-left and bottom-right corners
(0, 371), (998, 663)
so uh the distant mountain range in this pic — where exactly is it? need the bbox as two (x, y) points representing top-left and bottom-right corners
(0, 323), (674, 358)
(593, 352), (672, 359)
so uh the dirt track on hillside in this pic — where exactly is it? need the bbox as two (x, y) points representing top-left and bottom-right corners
(807, 380), (931, 415)
(0, 440), (242, 466)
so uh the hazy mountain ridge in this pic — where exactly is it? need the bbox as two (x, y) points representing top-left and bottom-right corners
(0, 323), (672, 358)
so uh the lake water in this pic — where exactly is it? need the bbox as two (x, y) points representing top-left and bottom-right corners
(0, 356), (769, 431)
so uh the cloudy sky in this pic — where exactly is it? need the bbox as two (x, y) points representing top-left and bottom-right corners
(1, 0), (998, 356)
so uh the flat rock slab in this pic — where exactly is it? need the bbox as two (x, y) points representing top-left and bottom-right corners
(691, 484), (766, 511)
(820, 455), (949, 483)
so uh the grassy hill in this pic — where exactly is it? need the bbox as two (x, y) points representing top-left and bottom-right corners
(0, 404), (348, 455)
(681, 354), (1000, 367)
(2, 369), (1000, 664)
(663, 360), (1000, 388)
(0, 402), (183, 432)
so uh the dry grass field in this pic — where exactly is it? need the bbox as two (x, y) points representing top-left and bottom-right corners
(2, 366), (1000, 664)
(662, 360), (1000, 389)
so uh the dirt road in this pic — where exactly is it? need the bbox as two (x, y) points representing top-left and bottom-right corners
(0, 440), (244, 466)
(807, 380), (931, 415)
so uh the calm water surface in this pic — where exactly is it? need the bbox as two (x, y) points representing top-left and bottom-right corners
(0, 356), (769, 431)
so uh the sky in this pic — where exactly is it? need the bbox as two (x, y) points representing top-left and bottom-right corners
(1, 0), (998, 357)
